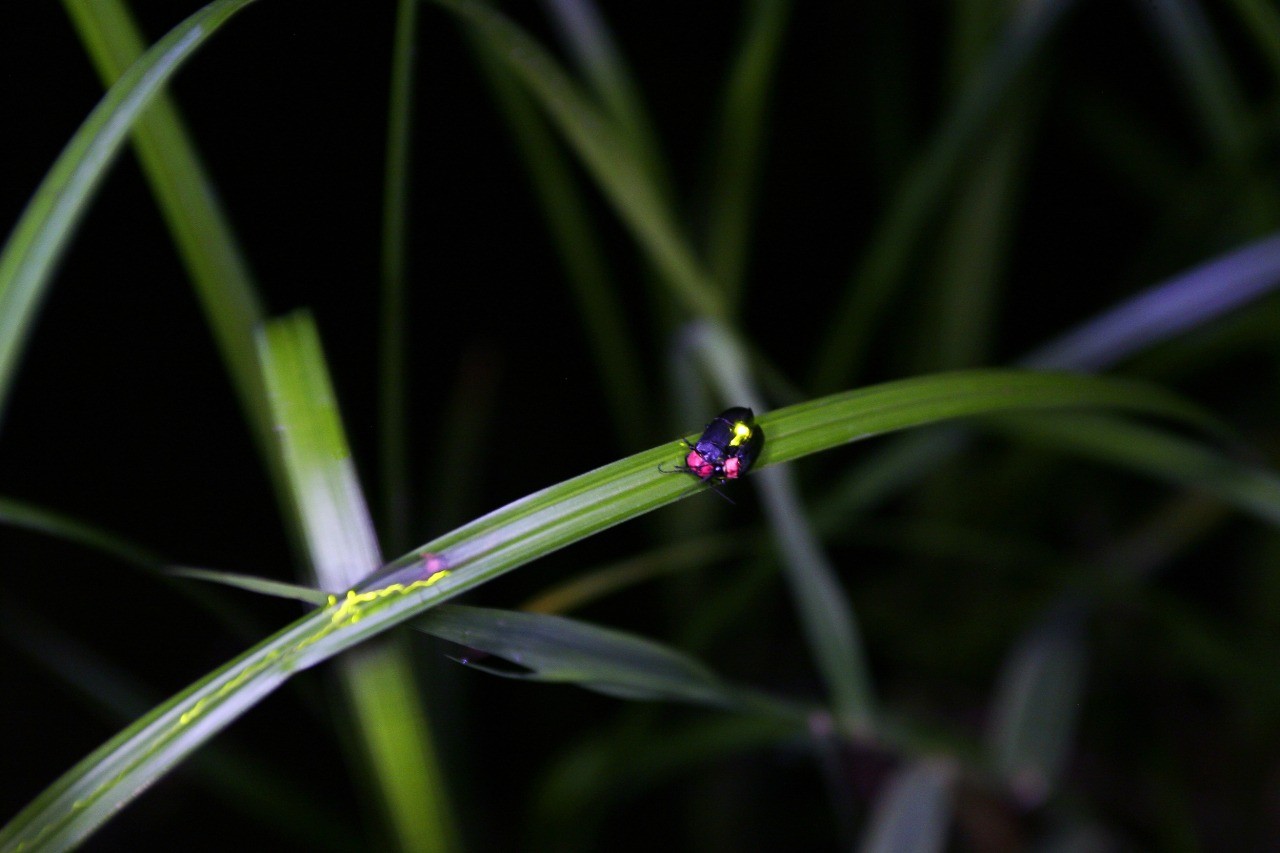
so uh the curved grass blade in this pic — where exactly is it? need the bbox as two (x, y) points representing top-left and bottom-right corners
(689, 320), (875, 729)
(811, 0), (1074, 391)
(0, 495), (161, 569)
(857, 759), (955, 853)
(165, 566), (329, 606)
(0, 368), (1211, 850)
(817, 230), (1280, 529)
(1142, 0), (1252, 165)
(1224, 0), (1280, 79)
(705, 0), (790, 304)
(1022, 231), (1280, 371)
(432, 0), (724, 321)
(521, 535), (743, 614)
(379, 0), (420, 553)
(60, 0), (271, 464)
(259, 313), (458, 853)
(0, 0), (260, 434)
(416, 604), (802, 716)
(468, 39), (648, 447)
(542, 0), (670, 198)
(985, 601), (1087, 807)
(987, 412), (1280, 527)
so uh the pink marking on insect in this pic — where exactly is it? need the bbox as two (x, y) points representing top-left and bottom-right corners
(685, 449), (715, 479)
(422, 553), (448, 578)
(723, 456), (743, 479)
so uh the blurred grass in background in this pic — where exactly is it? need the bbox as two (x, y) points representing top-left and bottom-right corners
(2, 0), (1280, 849)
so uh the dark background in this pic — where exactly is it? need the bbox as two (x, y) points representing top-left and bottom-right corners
(2, 1), (1278, 850)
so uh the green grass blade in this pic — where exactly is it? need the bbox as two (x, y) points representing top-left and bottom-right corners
(0, 0), (259, 434)
(260, 314), (382, 588)
(379, 0), (420, 553)
(985, 602), (1087, 806)
(1142, 0), (1252, 164)
(165, 566), (330, 605)
(416, 604), (802, 716)
(704, 0), (790, 304)
(542, 0), (671, 198)
(0, 495), (161, 569)
(521, 536), (743, 614)
(1224, 0), (1280, 78)
(259, 313), (457, 853)
(914, 104), (1032, 370)
(690, 321), (876, 729)
(468, 39), (648, 446)
(0, 603), (360, 852)
(0, 368), (1209, 850)
(434, 0), (724, 320)
(857, 760), (955, 853)
(60, 0), (271, 461)
(811, 0), (1073, 391)
(987, 412), (1280, 527)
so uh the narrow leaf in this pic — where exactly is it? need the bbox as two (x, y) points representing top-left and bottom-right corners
(985, 601), (1087, 806)
(0, 368), (1209, 850)
(858, 759), (955, 853)
(417, 604), (798, 715)
(0, 0), (260, 433)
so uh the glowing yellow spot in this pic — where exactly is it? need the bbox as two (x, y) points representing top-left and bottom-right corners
(12, 569), (457, 852)
(729, 421), (752, 447)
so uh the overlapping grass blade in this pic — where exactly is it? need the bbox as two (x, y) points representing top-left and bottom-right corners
(1224, 0), (1280, 77)
(705, 0), (790, 304)
(415, 604), (799, 714)
(61, 0), (271, 462)
(0, 368), (1212, 850)
(0, 0), (259, 434)
(542, 0), (670, 198)
(987, 412), (1280, 526)
(689, 321), (875, 728)
(857, 760), (955, 853)
(468, 40), (647, 446)
(432, 0), (723, 320)
(1142, 0), (1253, 165)
(378, 0), (421, 553)
(985, 601), (1087, 806)
(259, 313), (457, 853)
(811, 0), (1074, 390)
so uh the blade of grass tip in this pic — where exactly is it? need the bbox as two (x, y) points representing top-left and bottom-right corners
(810, 0), (1074, 392)
(985, 600), (1087, 808)
(1224, 0), (1280, 78)
(687, 320), (876, 732)
(0, 495), (269, 642)
(434, 0), (725, 321)
(416, 604), (805, 717)
(0, 0), (260, 435)
(165, 566), (330, 605)
(0, 368), (1217, 849)
(466, 40), (648, 446)
(0, 494), (161, 569)
(258, 312), (458, 853)
(379, 0), (419, 554)
(857, 759), (956, 853)
(541, 0), (671, 199)
(60, 0), (272, 467)
(1021, 231), (1280, 371)
(704, 0), (790, 306)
